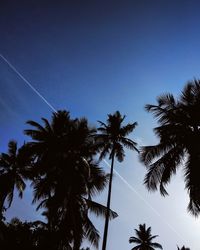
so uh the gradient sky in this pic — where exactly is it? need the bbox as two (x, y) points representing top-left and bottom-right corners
(1, 1), (200, 249)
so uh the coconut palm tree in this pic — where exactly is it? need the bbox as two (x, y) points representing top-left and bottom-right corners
(24, 110), (117, 249)
(36, 162), (117, 250)
(177, 246), (190, 250)
(0, 141), (31, 219)
(140, 80), (200, 216)
(129, 224), (163, 250)
(96, 111), (138, 250)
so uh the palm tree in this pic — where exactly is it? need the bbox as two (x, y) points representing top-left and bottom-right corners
(129, 224), (163, 250)
(25, 110), (117, 249)
(96, 111), (138, 250)
(177, 246), (190, 250)
(140, 80), (200, 216)
(0, 141), (31, 219)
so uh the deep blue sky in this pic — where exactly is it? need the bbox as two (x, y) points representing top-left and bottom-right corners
(1, 1), (200, 249)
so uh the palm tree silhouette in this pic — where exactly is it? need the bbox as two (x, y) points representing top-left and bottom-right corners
(129, 224), (163, 250)
(140, 80), (200, 216)
(24, 110), (117, 249)
(177, 246), (190, 250)
(0, 141), (30, 219)
(96, 111), (138, 250)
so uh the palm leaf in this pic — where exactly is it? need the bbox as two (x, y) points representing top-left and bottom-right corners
(83, 217), (100, 248)
(86, 199), (118, 219)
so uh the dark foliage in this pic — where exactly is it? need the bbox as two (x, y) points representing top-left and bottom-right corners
(23, 110), (117, 249)
(141, 80), (200, 216)
(177, 246), (190, 250)
(129, 223), (163, 250)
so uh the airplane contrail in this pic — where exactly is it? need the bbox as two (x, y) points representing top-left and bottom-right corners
(103, 159), (186, 243)
(0, 53), (188, 246)
(0, 54), (57, 113)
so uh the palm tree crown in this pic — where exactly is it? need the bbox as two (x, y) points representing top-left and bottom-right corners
(97, 110), (139, 161)
(140, 80), (200, 216)
(177, 246), (190, 250)
(129, 224), (163, 250)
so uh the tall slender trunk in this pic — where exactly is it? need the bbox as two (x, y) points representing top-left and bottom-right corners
(102, 151), (115, 250)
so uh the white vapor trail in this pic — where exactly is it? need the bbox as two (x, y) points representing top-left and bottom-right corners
(0, 53), (187, 246)
(0, 54), (57, 113)
(103, 159), (186, 243)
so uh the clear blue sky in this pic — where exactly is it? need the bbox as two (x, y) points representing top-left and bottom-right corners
(1, 1), (200, 249)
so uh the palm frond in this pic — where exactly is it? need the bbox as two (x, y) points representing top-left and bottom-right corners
(140, 143), (170, 166)
(24, 129), (45, 141)
(41, 117), (52, 132)
(97, 120), (107, 128)
(150, 242), (163, 249)
(114, 143), (125, 162)
(6, 189), (14, 209)
(120, 137), (139, 153)
(87, 165), (109, 196)
(83, 217), (100, 249)
(184, 154), (200, 216)
(8, 140), (17, 157)
(129, 236), (141, 244)
(98, 144), (111, 161)
(120, 122), (138, 136)
(86, 199), (118, 219)
(26, 120), (46, 132)
(144, 146), (183, 196)
(15, 175), (26, 197)
(157, 93), (176, 107)
(131, 246), (141, 250)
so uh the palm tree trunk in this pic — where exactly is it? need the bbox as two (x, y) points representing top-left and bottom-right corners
(102, 151), (115, 250)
